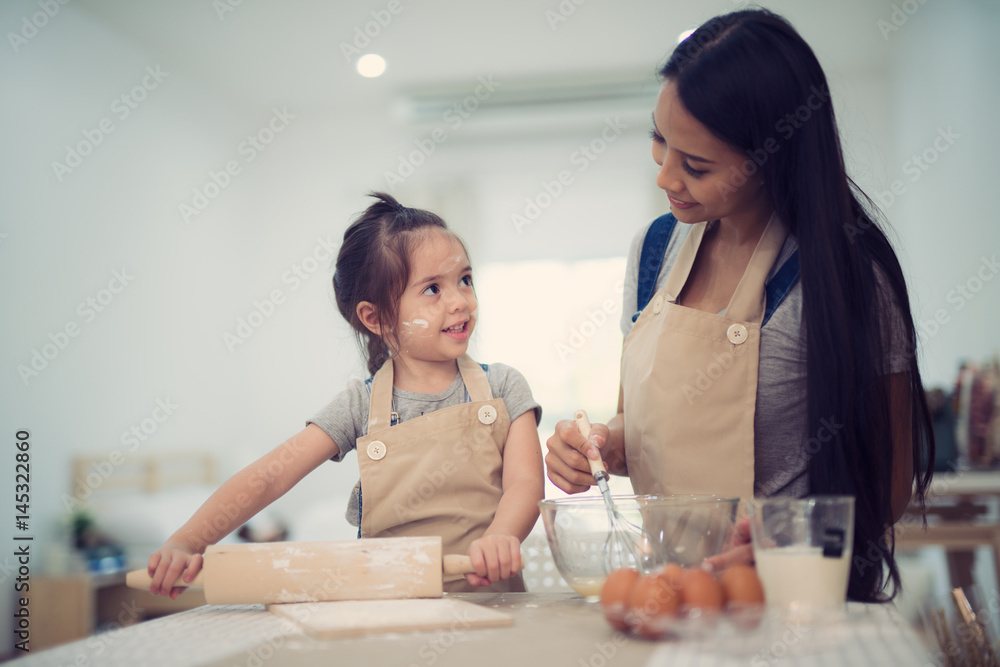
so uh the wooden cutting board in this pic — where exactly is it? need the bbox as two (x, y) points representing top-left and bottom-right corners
(268, 598), (514, 639)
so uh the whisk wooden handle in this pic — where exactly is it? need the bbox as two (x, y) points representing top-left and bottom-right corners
(574, 410), (609, 480)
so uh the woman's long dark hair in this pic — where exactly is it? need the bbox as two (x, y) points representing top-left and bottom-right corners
(661, 9), (934, 601)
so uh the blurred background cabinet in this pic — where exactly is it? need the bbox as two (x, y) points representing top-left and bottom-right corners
(26, 571), (206, 651)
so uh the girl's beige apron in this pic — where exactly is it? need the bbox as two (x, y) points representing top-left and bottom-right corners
(356, 354), (525, 593)
(620, 215), (787, 502)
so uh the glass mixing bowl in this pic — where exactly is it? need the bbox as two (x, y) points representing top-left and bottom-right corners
(538, 494), (739, 600)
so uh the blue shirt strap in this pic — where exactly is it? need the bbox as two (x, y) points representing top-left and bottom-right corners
(633, 213), (678, 322)
(762, 251), (799, 327)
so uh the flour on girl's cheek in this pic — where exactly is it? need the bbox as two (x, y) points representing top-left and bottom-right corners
(397, 312), (437, 355)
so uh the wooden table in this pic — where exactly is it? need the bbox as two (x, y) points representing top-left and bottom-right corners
(8, 593), (934, 667)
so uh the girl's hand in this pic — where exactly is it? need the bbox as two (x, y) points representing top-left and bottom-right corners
(465, 535), (521, 587)
(545, 418), (612, 494)
(147, 542), (204, 599)
(704, 517), (754, 572)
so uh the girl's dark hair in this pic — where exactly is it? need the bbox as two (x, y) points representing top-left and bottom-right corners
(333, 192), (455, 375)
(660, 9), (934, 602)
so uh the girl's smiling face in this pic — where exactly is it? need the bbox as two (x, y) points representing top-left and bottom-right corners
(651, 80), (771, 228)
(392, 229), (477, 365)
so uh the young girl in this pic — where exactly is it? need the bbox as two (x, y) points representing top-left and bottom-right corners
(147, 192), (544, 596)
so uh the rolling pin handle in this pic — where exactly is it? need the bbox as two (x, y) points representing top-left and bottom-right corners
(442, 554), (526, 576)
(443, 554), (475, 575)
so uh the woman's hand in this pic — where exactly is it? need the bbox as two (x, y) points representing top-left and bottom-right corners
(545, 418), (612, 494)
(704, 517), (754, 572)
(147, 542), (203, 599)
(465, 535), (522, 587)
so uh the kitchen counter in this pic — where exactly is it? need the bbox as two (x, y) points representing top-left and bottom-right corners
(9, 593), (935, 667)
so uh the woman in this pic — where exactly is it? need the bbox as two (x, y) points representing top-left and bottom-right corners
(545, 9), (934, 602)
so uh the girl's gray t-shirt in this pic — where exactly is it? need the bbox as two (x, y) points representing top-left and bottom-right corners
(619, 220), (909, 499)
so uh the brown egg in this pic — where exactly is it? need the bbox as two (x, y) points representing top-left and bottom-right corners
(660, 564), (685, 596)
(680, 568), (724, 612)
(626, 571), (680, 638)
(600, 568), (640, 632)
(719, 564), (765, 608)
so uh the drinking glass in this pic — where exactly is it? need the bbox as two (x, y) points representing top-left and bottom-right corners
(750, 496), (855, 619)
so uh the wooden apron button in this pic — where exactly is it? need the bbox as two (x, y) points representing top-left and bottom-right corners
(477, 405), (497, 425)
(652, 294), (666, 315)
(366, 440), (387, 461)
(726, 323), (748, 345)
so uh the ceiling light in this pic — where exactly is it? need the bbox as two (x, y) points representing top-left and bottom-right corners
(356, 54), (386, 78)
(677, 29), (695, 43)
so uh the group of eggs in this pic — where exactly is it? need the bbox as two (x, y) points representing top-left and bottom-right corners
(599, 564), (765, 638)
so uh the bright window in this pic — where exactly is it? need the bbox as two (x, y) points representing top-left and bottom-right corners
(472, 257), (637, 499)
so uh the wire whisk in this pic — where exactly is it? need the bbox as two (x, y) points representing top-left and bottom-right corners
(574, 410), (647, 573)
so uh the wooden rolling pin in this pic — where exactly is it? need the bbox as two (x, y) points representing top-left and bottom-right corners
(126, 536), (516, 604)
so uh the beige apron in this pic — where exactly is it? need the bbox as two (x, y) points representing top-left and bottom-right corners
(620, 215), (787, 502)
(356, 354), (525, 593)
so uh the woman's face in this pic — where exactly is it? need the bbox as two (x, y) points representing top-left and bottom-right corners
(651, 80), (770, 227)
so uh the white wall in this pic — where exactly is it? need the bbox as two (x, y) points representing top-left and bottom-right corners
(885, 0), (1000, 387)
(0, 2), (375, 608)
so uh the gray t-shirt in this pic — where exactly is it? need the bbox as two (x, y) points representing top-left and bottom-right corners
(308, 363), (541, 525)
(620, 220), (908, 499)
